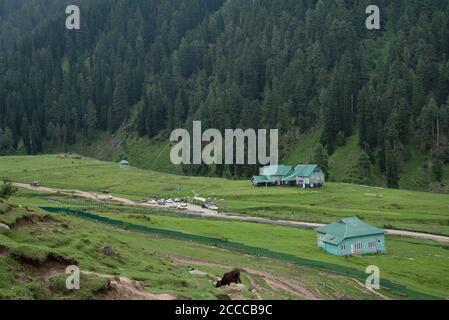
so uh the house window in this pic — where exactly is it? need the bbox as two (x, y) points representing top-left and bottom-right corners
(318, 235), (324, 244)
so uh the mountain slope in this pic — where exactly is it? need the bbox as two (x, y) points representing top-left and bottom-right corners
(0, 0), (449, 192)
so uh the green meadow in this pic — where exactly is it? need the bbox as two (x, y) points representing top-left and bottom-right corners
(1, 154), (449, 298)
(1, 200), (396, 300)
(1, 155), (449, 236)
(67, 206), (449, 298)
(5, 187), (449, 299)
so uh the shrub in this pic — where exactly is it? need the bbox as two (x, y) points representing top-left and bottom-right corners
(0, 179), (18, 200)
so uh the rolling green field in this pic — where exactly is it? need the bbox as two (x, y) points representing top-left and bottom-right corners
(46, 204), (449, 298)
(1, 155), (449, 236)
(1, 200), (397, 300)
(1, 154), (449, 299)
(3, 186), (449, 298)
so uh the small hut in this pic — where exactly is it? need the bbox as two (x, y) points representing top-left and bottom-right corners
(118, 160), (129, 168)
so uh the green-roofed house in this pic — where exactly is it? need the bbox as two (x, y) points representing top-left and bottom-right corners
(316, 217), (386, 256)
(258, 165), (294, 186)
(282, 164), (325, 188)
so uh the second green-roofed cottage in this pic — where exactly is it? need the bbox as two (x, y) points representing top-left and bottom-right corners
(282, 164), (325, 188)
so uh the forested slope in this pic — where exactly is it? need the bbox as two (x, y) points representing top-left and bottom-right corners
(1, 0), (449, 191)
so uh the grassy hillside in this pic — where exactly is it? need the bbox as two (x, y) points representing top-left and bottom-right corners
(42, 129), (182, 175)
(2, 191), (448, 298)
(284, 128), (449, 191)
(283, 129), (321, 165)
(2, 155), (449, 298)
(38, 120), (449, 192)
(1, 155), (448, 236)
(67, 206), (449, 297)
(1, 199), (400, 300)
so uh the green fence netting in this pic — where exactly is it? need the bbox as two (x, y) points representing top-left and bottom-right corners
(40, 206), (439, 300)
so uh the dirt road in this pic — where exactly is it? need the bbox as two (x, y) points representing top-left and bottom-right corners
(14, 183), (449, 243)
(157, 252), (323, 300)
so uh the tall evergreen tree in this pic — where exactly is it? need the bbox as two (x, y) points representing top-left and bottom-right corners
(110, 74), (128, 132)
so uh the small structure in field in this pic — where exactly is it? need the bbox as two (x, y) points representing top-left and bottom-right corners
(316, 217), (386, 256)
(282, 164), (325, 188)
(118, 160), (129, 168)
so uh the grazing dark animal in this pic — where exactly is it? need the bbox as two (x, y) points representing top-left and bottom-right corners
(216, 269), (241, 288)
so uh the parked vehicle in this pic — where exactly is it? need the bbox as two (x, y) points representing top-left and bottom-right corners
(192, 197), (207, 206)
(166, 199), (174, 204)
(148, 200), (157, 205)
(157, 199), (166, 205)
(192, 197), (218, 210)
(30, 181), (40, 187)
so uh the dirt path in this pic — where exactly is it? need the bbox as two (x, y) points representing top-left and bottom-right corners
(351, 278), (390, 300)
(82, 271), (175, 300)
(14, 183), (449, 243)
(157, 252), (322, 300)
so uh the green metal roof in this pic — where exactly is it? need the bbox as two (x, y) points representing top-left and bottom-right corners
(260, 165), (293, 176)
(316, 217), (385, 244)
(294, 164), (318, 176)
(282, 173), (296, 182)
(282, 164), (319, 181)
(251, 175), (271, 184)
(118, 160), (129, 165)
(322, 234), (344, 245)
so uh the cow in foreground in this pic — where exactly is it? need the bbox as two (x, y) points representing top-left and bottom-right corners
(216, 269), (242, 288)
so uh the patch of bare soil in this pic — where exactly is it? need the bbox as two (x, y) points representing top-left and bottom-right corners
(11, 214), (59, 230)
(106, 134), (124, 150)
(155, 252), (322, 300)
(15, 253), (78, 286)
(83, 271), (176, 300)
